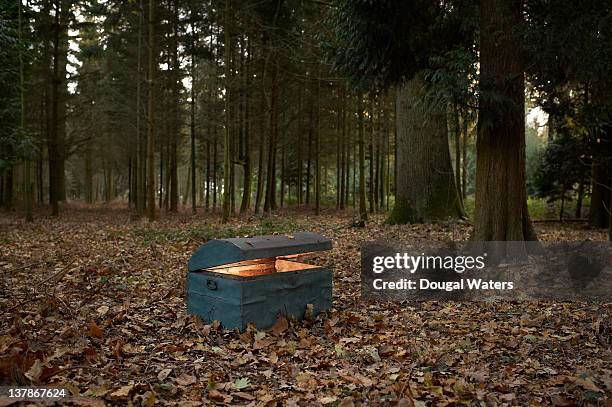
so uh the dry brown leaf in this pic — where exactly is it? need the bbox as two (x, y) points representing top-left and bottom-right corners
(88, 321), (103, 339)
(271, 316), (289, 336)
(110, 384), (133, 398)
(158, 368), (172, 381)
(176, 373), (197, 386)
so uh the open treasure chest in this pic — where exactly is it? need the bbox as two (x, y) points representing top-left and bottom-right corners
(186, 232), (333, 331)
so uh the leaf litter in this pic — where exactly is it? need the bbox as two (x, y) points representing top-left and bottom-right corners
(0, 206), (610, 405)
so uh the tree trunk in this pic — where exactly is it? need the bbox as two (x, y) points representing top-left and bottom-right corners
(609, 174), (612, 241)
(388, 73), (463, 224)
(453, 103), (463, 201)
(358, 93), (367, 221)
(462, 112), (468, 200)
(297, 82), (303, 205)
(346, 93), (351, 208)
(213, 128), (217, 211)
(589, 163), (611, 228)
(167, 0), (179, 212)
(575, 174), (585, 218)
(472, 0), (536, 244)
(56, 0), (69, 203)
(159, 141), (164, 209)
(306, 101), (312, 205)
(17, 0), (32, 220)
(135, 0), (145, 215)
(368, 96), (375, 213)
(339, 86), (346, 210)
(85, 143), (93, 203)
(315, 70), (321, 215)
(190, 18), (197, 214)
(240, 38), (252, 213)
(146, 0), (156, 221)
(222, 0), (232, 222)
(264, 62), (279, 213)
(48, 0), (63, 215)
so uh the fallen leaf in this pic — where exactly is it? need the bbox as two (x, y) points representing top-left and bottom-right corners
(176, 373), (197, 386)
(158, 368), (172, 381)
(234, 377), (250, 390)
(24, 359), (43, 383)
(232, 391), (255, 400)
(96, 305), (109, 316)
(110, 385), (133, 398)
(88, 321), (103, 339)
(271, 316), (288, 335)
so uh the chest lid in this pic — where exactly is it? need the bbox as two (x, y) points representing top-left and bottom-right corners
(188, 232), (332, 272)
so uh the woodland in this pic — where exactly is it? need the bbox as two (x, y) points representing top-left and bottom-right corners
(0, 0), (611, 405)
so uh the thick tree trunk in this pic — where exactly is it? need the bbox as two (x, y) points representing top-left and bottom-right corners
(387, 72), (463, 224)
(472, 0), (536, 243)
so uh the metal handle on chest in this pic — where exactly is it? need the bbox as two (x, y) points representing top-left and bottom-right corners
(206, 279), (218, 290)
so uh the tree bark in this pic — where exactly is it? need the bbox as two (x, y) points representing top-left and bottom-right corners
(222, 0), (232, 222)
(472, 0), (536, 244)
(146, 0), (156, 221)
(297, 81), (303, 205)
(135, 0), (145, 215)
(190, 16), (197, 214)
(264, 62), (279, 213)
(609, 174), (612, 241)
(368, 96), (375, 213)
(358, 93), (367, 221)
(240, 38), (252, 213)
(315, 69), (321, 215)
(48, 0), (65, 216)
(388, 72), (463, 224)
(589, 163), (611, 228)
(18, 0), (32, 221)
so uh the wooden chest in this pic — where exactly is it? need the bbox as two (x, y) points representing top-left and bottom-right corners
(186, 232), (332, 331)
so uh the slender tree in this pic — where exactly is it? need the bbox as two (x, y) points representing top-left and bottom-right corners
(357, 93), (367, 222)
(146, 0), (156, 221)
(222, 0), (232, 222)
(18, 0), (32, 222)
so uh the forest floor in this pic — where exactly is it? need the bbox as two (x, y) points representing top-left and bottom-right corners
(0, 205), (610, 406)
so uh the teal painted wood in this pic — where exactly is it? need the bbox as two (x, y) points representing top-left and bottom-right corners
(186, 267), (332, 331)
(188, 232), (332, 271)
